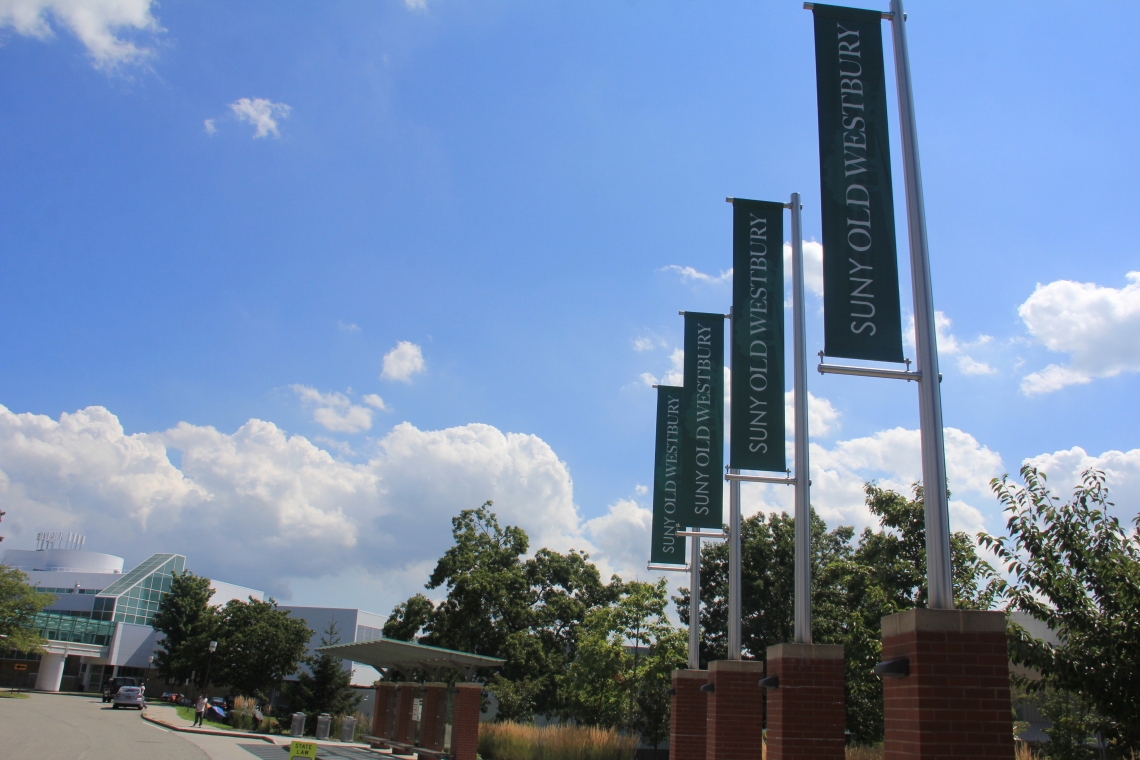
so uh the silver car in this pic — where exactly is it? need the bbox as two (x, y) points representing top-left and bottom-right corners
(112, 685), (145, 710)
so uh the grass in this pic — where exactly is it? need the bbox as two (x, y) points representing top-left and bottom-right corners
(479, 721), (638, 760)
(0, 692), (30, 699)
(845, 748), (882, 760)
(174, 704), (233, 731)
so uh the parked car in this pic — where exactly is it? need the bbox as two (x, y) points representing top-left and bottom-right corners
(160, 692), (183, 703)
(112, 685), (145, 710)
(102, 677), (140, 703)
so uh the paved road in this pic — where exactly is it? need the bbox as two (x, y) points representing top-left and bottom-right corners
(0, 693), (210, 760)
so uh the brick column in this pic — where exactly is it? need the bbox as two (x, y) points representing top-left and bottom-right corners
(881, 609), (1013, 760)
(765, 643), (845, 760)
(393, 683), (419, 745)
(705, 659), (765, 760)
(418, 682), (448, 751)
(669, 669), (708, 760)
(451, 682), (483, 760)
(372, 682), (397, 739)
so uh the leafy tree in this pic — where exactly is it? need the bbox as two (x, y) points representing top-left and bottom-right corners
(213, 597), (312, 700)
(0, 564), (54, 654)
(382, 593), (434, 642)
(981, 466), (1140, 756)
(560, 579), (685, 735)
(152, 571), (217, 687)
(285, 621), (362, 723)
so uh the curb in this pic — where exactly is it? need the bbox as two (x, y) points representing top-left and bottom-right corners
(140, 710), (279, 744)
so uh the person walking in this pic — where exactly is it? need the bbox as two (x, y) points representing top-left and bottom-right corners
(194, 694), (207, 727)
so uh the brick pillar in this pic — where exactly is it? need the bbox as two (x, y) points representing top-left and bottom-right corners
(418, 682), (448, 751)
(881, 609), (1013, 760)
(669, 669), (708, 760)
(393, 683), (419, 745)
(765, 643), (845, 760)
(705, 659), (765, 760)
(372, 682), (398, 739)
(451, 682), (483, 760)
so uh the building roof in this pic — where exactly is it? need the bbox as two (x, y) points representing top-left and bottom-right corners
(317, 638), (505, 680)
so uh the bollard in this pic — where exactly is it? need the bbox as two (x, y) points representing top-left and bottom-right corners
(290, 712), (306, 737)
(340, 715), (357, 742)
(316, 713), (332, 740)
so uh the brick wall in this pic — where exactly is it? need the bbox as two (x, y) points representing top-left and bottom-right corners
(372, 682), (397, 739)
(881, 609), (1013, 760)
(670, 669), (708, 760)
(765, 643), (845, 760)
(705, 659), (765, 760)
(393, 683), (419, 744)
(419, 682), (448, 750)
(452, 683), (483, 760)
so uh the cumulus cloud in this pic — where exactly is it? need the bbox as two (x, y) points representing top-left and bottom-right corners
(0, 0), (161, 71)
(291, 385), (375, 433)
(739, 425), (1004, 536)
(1022, 445), (1140, 520)
(404, 0), (427, 9)
(660, 265), (732, 285)
(1019, 272), (1140, 394)
(362, 394), (387, 411)
(785, 391), (840, 438)
(381, 341), (426, 383)
(337, 321), (360, 333)
(632, 332), (667, 353)
(904, 311), (995, 376)
(204, 119), (217, 136)
(782, 240), (824, 297)
(640, 348), (684, 388)
(230, 97), (291, 139)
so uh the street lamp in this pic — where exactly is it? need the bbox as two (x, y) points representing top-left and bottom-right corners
(202, 641), (217, 695)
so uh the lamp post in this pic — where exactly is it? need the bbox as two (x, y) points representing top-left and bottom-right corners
(202, 641), (217, 695)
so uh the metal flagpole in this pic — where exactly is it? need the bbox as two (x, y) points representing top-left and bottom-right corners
(689, 533), (701, 669)
(888, 0), (953, 610)
(728, 472), (741, 659)
(790, 192), (813, 643)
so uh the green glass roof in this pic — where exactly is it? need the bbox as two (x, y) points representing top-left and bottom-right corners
(99, 553), (185, 597)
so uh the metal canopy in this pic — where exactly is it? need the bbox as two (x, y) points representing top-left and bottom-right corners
(317, 638), (505, 681)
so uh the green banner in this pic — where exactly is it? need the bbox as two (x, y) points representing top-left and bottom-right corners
(730, 199), (786, 473)
(650, 385), (684, 565)
(679, 312), (724, 530)
(811, 4), (904, 363)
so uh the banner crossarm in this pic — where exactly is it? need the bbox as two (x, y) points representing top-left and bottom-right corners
(677, 530), (727, 540)
(647, 562), (692, 572)
(725, 473), (795, 485)
(802, 2), (896, 19)
(818, 352), (922, 381)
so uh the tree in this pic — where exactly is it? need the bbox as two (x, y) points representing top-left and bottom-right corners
(285, 621), (362, 722)
(0, 564), (54, 654)
(152, 571), (217, 686)
(560, 579), (685, 736)
(981, 466), (1140, 756)
(213, 598), (312, 700)
(382, 593), (434, 642)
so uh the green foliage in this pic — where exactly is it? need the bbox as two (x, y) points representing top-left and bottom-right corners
(382, 593), (434, 641)
(285, 621), (362, 724)
(560, 579), (686, 737)
(213, 597), (312, 701)
(678, 484), (996, 744)
(0, 564), (54, 655)
(152, 571), (217, 686)
(982, 466), (1140, 755)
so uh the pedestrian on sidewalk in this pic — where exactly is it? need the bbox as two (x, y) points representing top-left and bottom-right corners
(194, 694), (207, 727)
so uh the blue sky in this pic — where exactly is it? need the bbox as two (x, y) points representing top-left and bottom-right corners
(1, 0), (1138, 614)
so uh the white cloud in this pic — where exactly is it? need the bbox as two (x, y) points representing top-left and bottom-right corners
(660, 265), (732, 285)
(204, 119), (217, 136)
(632, 332), (667, 353)
(337, 321), (360, 333)
(582, 498), (652, 580)
(1022, 445), (1140, 520)
(291, 385), (374, 433)
(362, 394), (387, 411)
(782, 240), (824, 297)
(904, 311), (995, 376)
(0, 0), (160, 71)
(1019, 272), (1140, 394)
(404, 0), (427, 9)
(634, 484), (648, 496)
(785, 391), (840, 438)
(738, 425), (1003, 537)
(381, 341), (426, 383)
(0, 404), (610, 604)
(230, 97), (291, 139)
(641, 348), (684, 387)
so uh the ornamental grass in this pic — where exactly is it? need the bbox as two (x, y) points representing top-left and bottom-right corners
(478, 721), (638, 760)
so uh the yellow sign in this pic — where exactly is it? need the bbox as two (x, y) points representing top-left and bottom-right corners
(289, 741), (318, 759)
(13, 664), (27, 671)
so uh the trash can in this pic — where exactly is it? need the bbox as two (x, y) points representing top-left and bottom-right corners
(290, 712), (306, 737)
(340, 715), (357, 742)
(316, 713), (332, 740)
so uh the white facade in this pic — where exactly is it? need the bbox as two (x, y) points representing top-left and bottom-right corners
(279, 606), (388, 686)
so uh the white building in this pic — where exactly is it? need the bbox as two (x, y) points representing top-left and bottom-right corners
(1, 543), (391, 695)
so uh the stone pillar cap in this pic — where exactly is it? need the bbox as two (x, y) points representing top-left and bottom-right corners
(766, 643), (844, 660)
(881, 608), (1005, 635)
(708, 659), (765, 672)
(454, 682), (484, 690)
